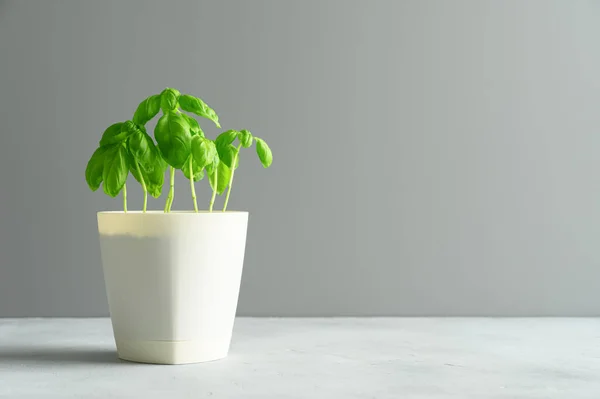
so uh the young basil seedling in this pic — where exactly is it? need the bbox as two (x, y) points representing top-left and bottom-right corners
(191, 136), (219, 211)
(151, 88), (221, 212)
(86, 120), (164, 213)
(212, 129), (273, 211)
(86, 88), (272, 213)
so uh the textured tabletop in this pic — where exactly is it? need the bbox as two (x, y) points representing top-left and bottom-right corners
(1, 318), (599, 398)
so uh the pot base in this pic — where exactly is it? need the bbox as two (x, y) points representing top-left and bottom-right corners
(116, 339), (229, 365)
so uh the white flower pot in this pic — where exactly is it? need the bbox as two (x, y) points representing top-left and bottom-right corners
(97, 211), (249, 365)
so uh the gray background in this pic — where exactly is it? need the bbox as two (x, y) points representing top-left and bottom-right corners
(0, 0), (599, 317)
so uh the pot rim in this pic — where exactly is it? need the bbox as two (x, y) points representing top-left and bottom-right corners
(98, 211), (248, 215)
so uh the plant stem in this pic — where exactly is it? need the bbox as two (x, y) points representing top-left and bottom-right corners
(135, 162), (147, 213)
(189, 157), (198, 213)
(168, 166), (175, 212)
(222, 144), (242, 212)
(123, 183), (127, 213)
(164, 166), (175, 213)
(209, 166), (218, 212)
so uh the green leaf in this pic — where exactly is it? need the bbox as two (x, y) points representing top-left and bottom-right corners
(215, 130), (239, 168)
(206, 140), (218, 166)
(129, 155), (166, 198)
(179, 94), (221, 128)
(102, 145), (129, 197)
(99, 122), (129, 147)
(132, 94), (161, 126)
(208, 164), (218, 191)
(255, 137), (273, 168)
(215, 130), (238, 147)
(181, 114), (204, 137)
(238, 129), (253, 148)
(145, 156), (167, 198)
(191, 135), (217, 169)
(216, 142), (239, 169)
(127, 130), (166, 198)
(182, 155), (205, 182)
(206, 143), (220, 173)
(160, 88), (180, 112)
(154, 113), (192, 169)
(208, 161), (231, 195)
(211, 146), (220, 167)
(85, 146), (112, 191)
(126, 126), (156, 170)
(127, 150), (145, 188)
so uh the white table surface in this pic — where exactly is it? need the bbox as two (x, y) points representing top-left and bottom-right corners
(1, 318), (599, 398)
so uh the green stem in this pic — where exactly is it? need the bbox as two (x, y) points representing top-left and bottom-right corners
(222, 144), (242, 212)
(209, 165), (218, 212)
(135, 162), (147, 213)
(164, 166), (175, 213)
(122, 182), (127, 213)
(168, 166), (175, 212)
(189, 158), (198, 213)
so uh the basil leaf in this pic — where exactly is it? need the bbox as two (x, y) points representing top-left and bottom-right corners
(208, 164), (217, 191)
(179, 94), (221, 128)
(208, 160), (231, 195)
(215, 130), (238, 147)
(85, 145), (112, 191)
(128, 154), (165, 198)
(206, 140), (218, 165)
(212, 143), (221, 166)
(127, 126), (166, 198)
(127, 128), (156, 171)
(102, 145), (129, 197)
(182, 155), (205, 182)
(181, 114), (204, 137)
(144, 156), (167, 198)
(160, 88), (180, 113)
(206, 142), (220, 174)
(215, 131), (239, 168)
(191, 135), (216, 169)
(99, 122), (128, 147)
(255, 137), (273, 168)
(127, 150), (145, 187)
(216, 142), (239, 169)
(132, 94), (161, 126)
(238, 129), (253, 148)
(154, 113), (192, 169)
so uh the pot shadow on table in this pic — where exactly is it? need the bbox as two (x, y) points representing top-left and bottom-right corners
(0, 346), (124, 365)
